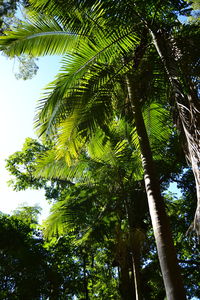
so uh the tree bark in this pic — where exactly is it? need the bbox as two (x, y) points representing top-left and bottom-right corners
(149, 28), (200, 235)
(119, 262), (136, 300)
(131, 249), (142, 300)
(116, 225), (135, 300)
(127, 201), (144, 300)
(126, 74), (186, 300)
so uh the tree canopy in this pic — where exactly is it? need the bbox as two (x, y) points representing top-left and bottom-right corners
(0, 0), (199, 299)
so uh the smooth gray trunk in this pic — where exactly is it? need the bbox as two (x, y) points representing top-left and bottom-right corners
(126, 74), (186, 300)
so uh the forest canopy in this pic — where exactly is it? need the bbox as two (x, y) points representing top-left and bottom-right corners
(0, 0), (199, 299)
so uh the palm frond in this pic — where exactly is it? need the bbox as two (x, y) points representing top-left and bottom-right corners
(87, 129), (116, 165)
(44, 182), (114, 246)
(36, 36), (138, 138)
(35, 147), (92, 183)
(43, 184), (101, 239)
(142, 102), (172, 159)
(0, 16), (81, 57)
(30, 23), (138, 137)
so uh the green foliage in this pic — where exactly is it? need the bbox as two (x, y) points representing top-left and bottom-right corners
(12, 203), (42, 225)
(6, 137), (47, 191)
(0, 211), (49, 299)
(5, 137), (68, 202)
(1, 0), (200, 298)
(4, 134), (200, 298)
(5, 115), (195, 298)
(166, 193), (200, 298)
(0, 207), (120, 299)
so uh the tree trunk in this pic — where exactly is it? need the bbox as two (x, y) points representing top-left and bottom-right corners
(126, 74), (186, 300)
(116, 225), (135, 300)
(126, 200), (144, 300)
(119, 257), (136, 300)
(149, 28), (200, 235)
(118, 151), (144, 300)
(131, 249), (142, 300)
(83, 255), (89, 300)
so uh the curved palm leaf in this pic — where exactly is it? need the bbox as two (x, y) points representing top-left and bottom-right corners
(34, 28), (138, 136)
(0, 16), (81, 56)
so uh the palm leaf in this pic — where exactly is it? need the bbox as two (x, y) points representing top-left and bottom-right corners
(0, 16), (81, 56)
(142, 102), (173, 159)
(35, 148), (92, 183)
(34, 27), (138, 134)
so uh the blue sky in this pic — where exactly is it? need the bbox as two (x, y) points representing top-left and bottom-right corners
(0, 54), (61, 221)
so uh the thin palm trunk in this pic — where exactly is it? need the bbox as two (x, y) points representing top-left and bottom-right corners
(126, 74), (186, 300)
(149, 28), (200, 235)
(83, 255), (89, 300)
(120, 174), (142, 300)
(131, 250), (142, 300)
(126, 202), (143, 300)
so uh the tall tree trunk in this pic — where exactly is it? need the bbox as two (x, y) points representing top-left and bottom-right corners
(131, 246), (142, 300)
(149, 28), (200, 235)
(126, 74), (186, 300)
(126, 197), (144, 300)
(119, 261), (136, 300)
(116, 225), (136, 300)
(120, 172), (144, 300)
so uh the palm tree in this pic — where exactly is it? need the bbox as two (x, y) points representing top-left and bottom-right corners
(0, 2), (195, 298)
(37, 122), (148, 300)
(2, 1), (198, 236)
(34, 96), (184, 300)
(30, 0), (200, 236)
